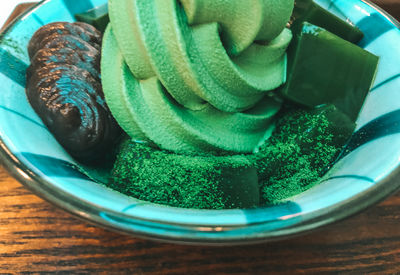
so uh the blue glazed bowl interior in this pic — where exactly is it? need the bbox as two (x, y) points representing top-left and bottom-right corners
(0, 0), (400, 244)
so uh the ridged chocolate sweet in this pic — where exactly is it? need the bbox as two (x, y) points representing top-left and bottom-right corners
(26, 22), (120, 162)
(28, 22), (101, 58)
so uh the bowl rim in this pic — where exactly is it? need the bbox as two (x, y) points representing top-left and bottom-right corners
(1, 0), (400, 245)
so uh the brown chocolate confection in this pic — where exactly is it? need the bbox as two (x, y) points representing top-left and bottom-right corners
(27, 63), (119, 161)
(27, 46), (100, 81)
(32, 34), (100, 57)
(28, 22), (102, 58)
(26, 22), (120, 162)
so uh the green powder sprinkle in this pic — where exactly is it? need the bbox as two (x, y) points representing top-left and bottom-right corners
(109, 141), (259, 209)
(107, 104), (354, 209)
(250, 105), (351, 204)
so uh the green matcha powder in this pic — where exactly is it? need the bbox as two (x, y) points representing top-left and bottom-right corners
(107, 105), (354, 210)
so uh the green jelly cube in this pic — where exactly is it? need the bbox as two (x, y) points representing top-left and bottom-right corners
(307, 104), (356, 148)
(75, 4), (109, 32)
(280, 22), (379, 122)
(292, 0), (364, 43)
(110, 140), (260, 209)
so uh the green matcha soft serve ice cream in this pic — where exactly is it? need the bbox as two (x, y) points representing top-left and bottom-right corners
(102, 0), (294, 154)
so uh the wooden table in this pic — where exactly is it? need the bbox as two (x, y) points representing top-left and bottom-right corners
(1, 1), (400, 273)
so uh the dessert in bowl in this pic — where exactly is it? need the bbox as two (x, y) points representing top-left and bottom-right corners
(0, 0), (400, 244)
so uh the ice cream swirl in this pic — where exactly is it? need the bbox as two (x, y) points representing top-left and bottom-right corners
(102, 0), (294, 154)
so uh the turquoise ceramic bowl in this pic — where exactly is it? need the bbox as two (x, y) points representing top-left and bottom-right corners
(1, 0), (400, 245)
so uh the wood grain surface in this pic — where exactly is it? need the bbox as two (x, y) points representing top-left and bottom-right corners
(1, 1), (400, 274)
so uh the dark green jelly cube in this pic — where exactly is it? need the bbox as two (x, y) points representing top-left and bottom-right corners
(75, 4), (109, 32)
(110, 140), (260, 209)
(280, 22), (379, 122)
(292, 0), (364, 43)
(307, 104), (356, 148)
